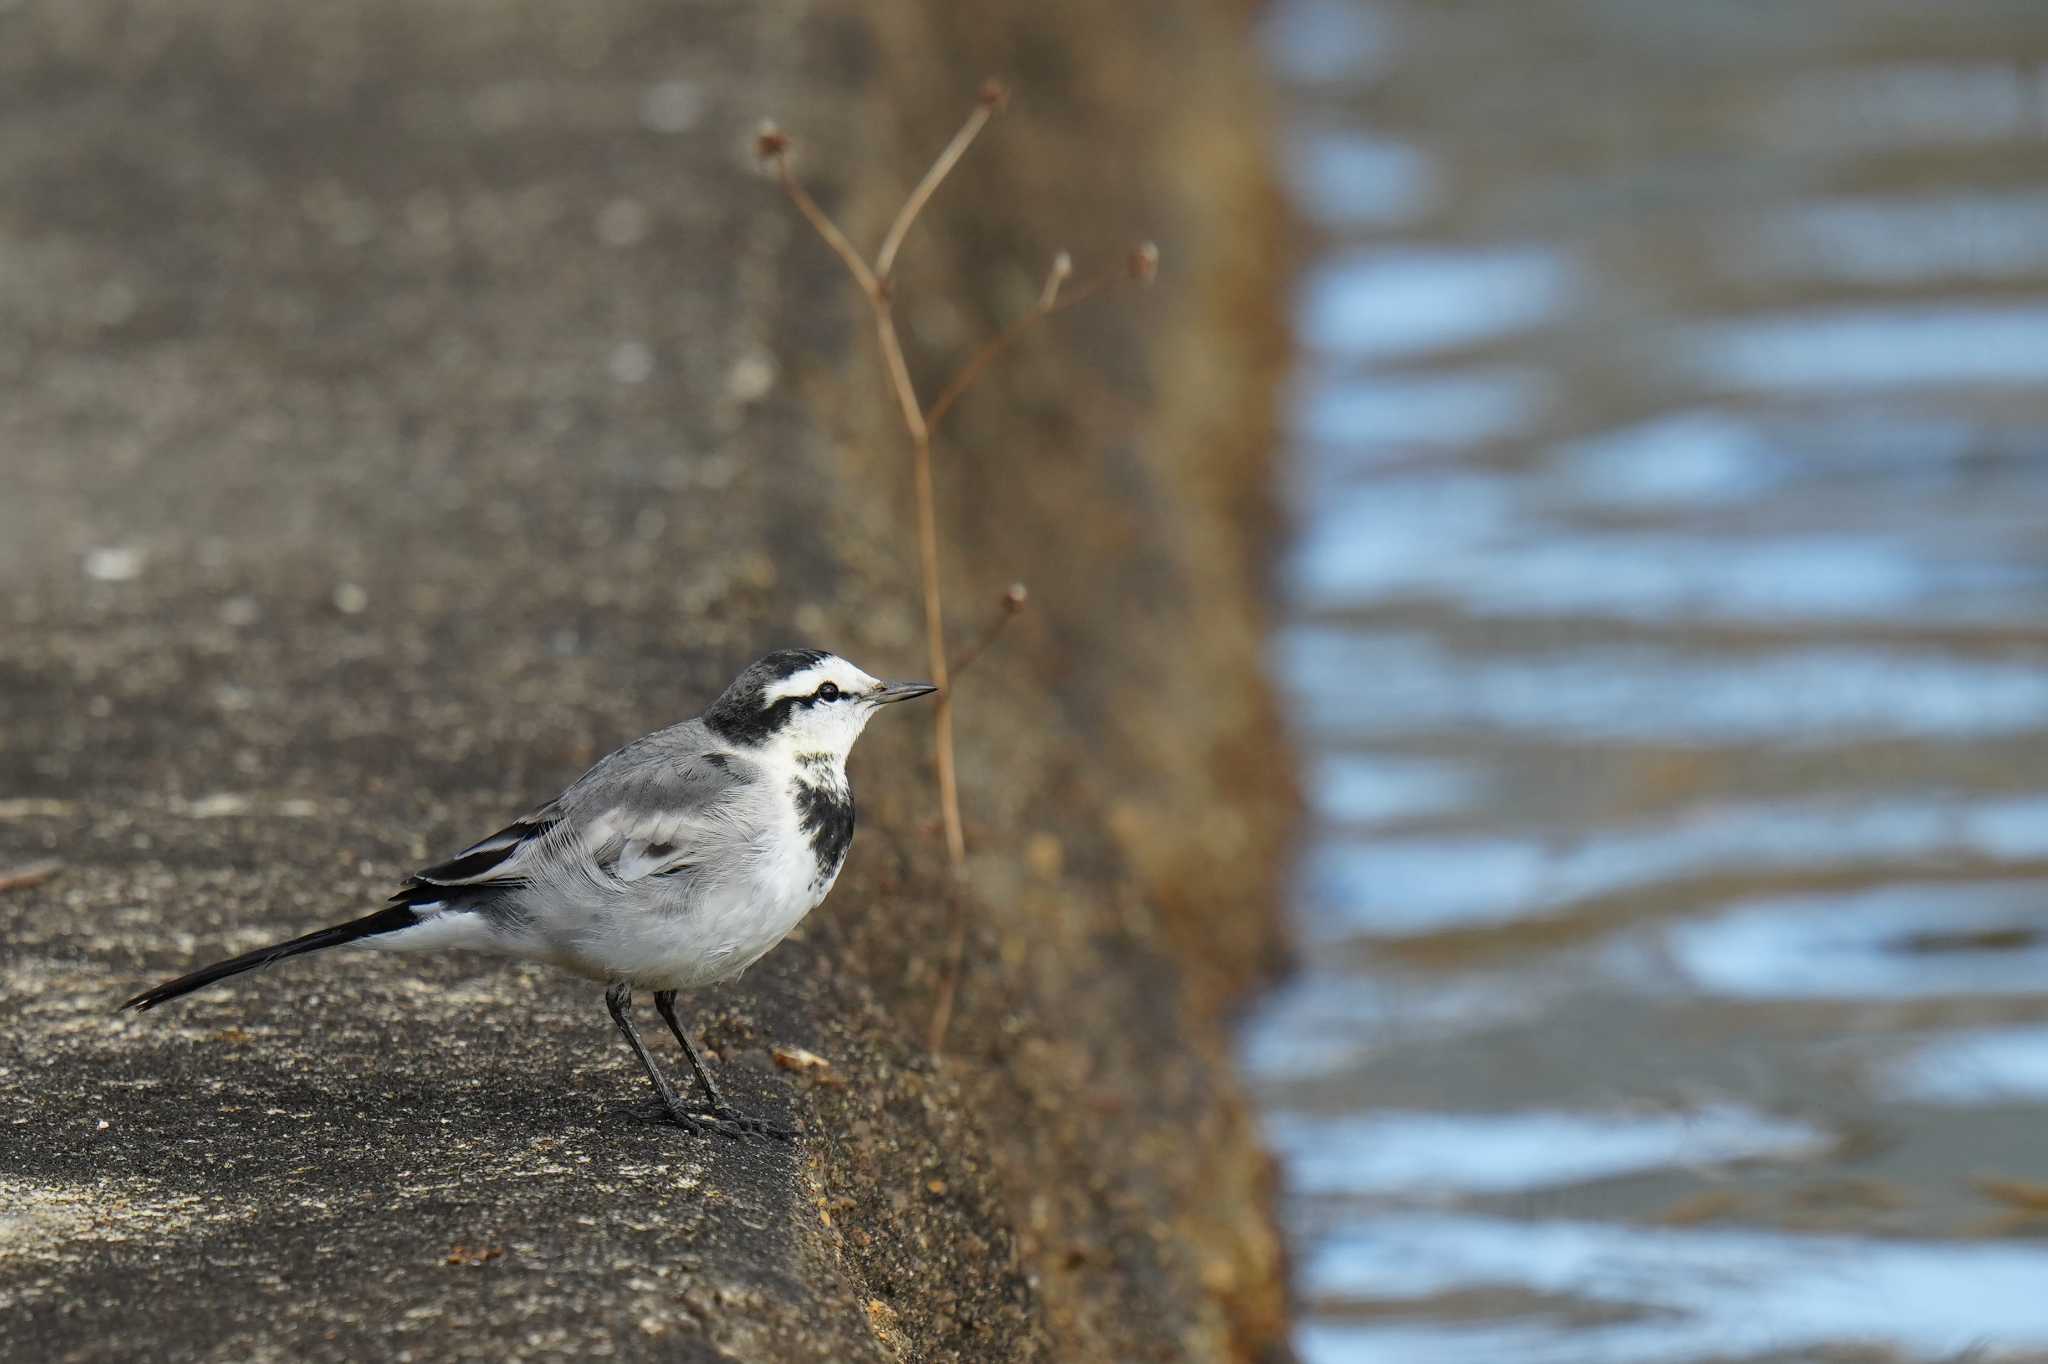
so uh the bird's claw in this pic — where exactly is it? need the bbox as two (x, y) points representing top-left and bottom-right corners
(666, 1103), (796, 1142)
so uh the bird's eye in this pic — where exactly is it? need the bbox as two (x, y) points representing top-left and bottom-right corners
(815, 682), (840, 702)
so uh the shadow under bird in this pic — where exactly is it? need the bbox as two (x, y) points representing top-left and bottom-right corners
(122, 649), (936, 1140)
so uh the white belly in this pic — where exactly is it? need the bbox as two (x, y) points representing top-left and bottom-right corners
(517, 792), (847, 992)
(614, 847), (840, 990)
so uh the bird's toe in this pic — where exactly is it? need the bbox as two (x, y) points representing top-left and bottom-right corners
(685, 1105), (796, 1142)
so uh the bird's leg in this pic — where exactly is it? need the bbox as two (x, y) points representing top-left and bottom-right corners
(654, 990), (795, 1141)
(604, 982), (714, 1136)
(652, 989), (729, 1107)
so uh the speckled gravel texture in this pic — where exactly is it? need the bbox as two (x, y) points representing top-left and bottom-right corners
(0, 3), (1296, 1361)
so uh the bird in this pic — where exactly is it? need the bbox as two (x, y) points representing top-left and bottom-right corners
(121, 649), (936, 1140)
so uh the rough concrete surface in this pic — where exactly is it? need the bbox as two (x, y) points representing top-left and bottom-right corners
(0, 2), (1295, 1361)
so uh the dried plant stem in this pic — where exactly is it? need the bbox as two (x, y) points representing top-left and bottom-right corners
(875, 91), (1000, 281)
(925, 265), (1118, 435)
(924, 592), (1026, 1052)
(773, 165), (878, 298)
(910, 422), (967, 868)
(951, 584), (1028, 679)
(925, 886), (968, 1057)
(760, 88), (1152, 1054)
(764, 105), (992, 874)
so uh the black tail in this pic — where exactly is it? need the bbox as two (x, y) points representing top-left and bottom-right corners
(120, 904), (420, 1012)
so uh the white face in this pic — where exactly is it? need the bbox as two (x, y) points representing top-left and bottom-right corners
(759, 656), (888, 759)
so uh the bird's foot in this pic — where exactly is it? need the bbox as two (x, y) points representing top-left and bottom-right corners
(665, 1102), (796, 1142)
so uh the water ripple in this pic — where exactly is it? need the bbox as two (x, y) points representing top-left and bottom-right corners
(1255, 3), (2048, 1360)
(1305, 800), (2048, 939)
(1301, 1215), (2048, 1363)
(1282, 629), (2048, 742)
(1263, 1106), (1828, 1197)
(1667, 882), (2048, 1000)
(1682, 304), (2048, 390)
(1882, 1025), (2048, 1105)
(1300, 247), (1580, 359)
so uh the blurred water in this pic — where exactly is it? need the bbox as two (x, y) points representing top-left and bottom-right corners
(1248, 2), (2048, 1360)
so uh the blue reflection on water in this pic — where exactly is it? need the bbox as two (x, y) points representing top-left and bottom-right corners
(1741, 193), (2048, 284)
(1252, 2), (2048, 1361)
(1669, 882), (2048, 1000)
(1310, 754), (1488, 826)
(1264, 0), (1400, 84)
(1301, 800), (2048, 939)
(1241, 968), (1555, 1083)
(1300, 247), (1579, 358)
(1746, 63), (2048, 150)
(1553, 411), (1785, 508)
(1884, 1025), (2048, 1104)
(1290, 527), (2043, 622)
(1286, 130), (1438, 226)
(1300, 1217), (2048, 1363)
(1280, 629), (2048, 741)
(1683, 305), (2048, 389)
(1263, 1106), (1827, 1197)
(1292, 368), (1551, 449)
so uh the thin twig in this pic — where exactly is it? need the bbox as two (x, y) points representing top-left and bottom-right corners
(910, 426), (966, 869)
(1040, 251), (1073, 311)
(924, 263), (1128, 436)
(868, 226), (961, 872)
(871, 300), (930, 445)
(874, 81), (1007, 283)
(949, 583), (1028, 680)
(761, 91), (1155, 1058)
(759, 124), (878, 297)
(925, 887), (969, 1054)
(762, 107), (971, 873)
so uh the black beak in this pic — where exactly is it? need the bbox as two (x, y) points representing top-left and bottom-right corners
(872, 680), (938, 705)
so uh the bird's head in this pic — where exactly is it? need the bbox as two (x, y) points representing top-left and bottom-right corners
(704, 649), (936, 759)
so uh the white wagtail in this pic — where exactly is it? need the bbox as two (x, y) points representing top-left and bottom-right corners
(123, 649), (935, 1140)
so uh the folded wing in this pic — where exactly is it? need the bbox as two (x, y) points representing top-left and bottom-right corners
(398, 732), (749, 902)
(408, 808), (562, 889)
